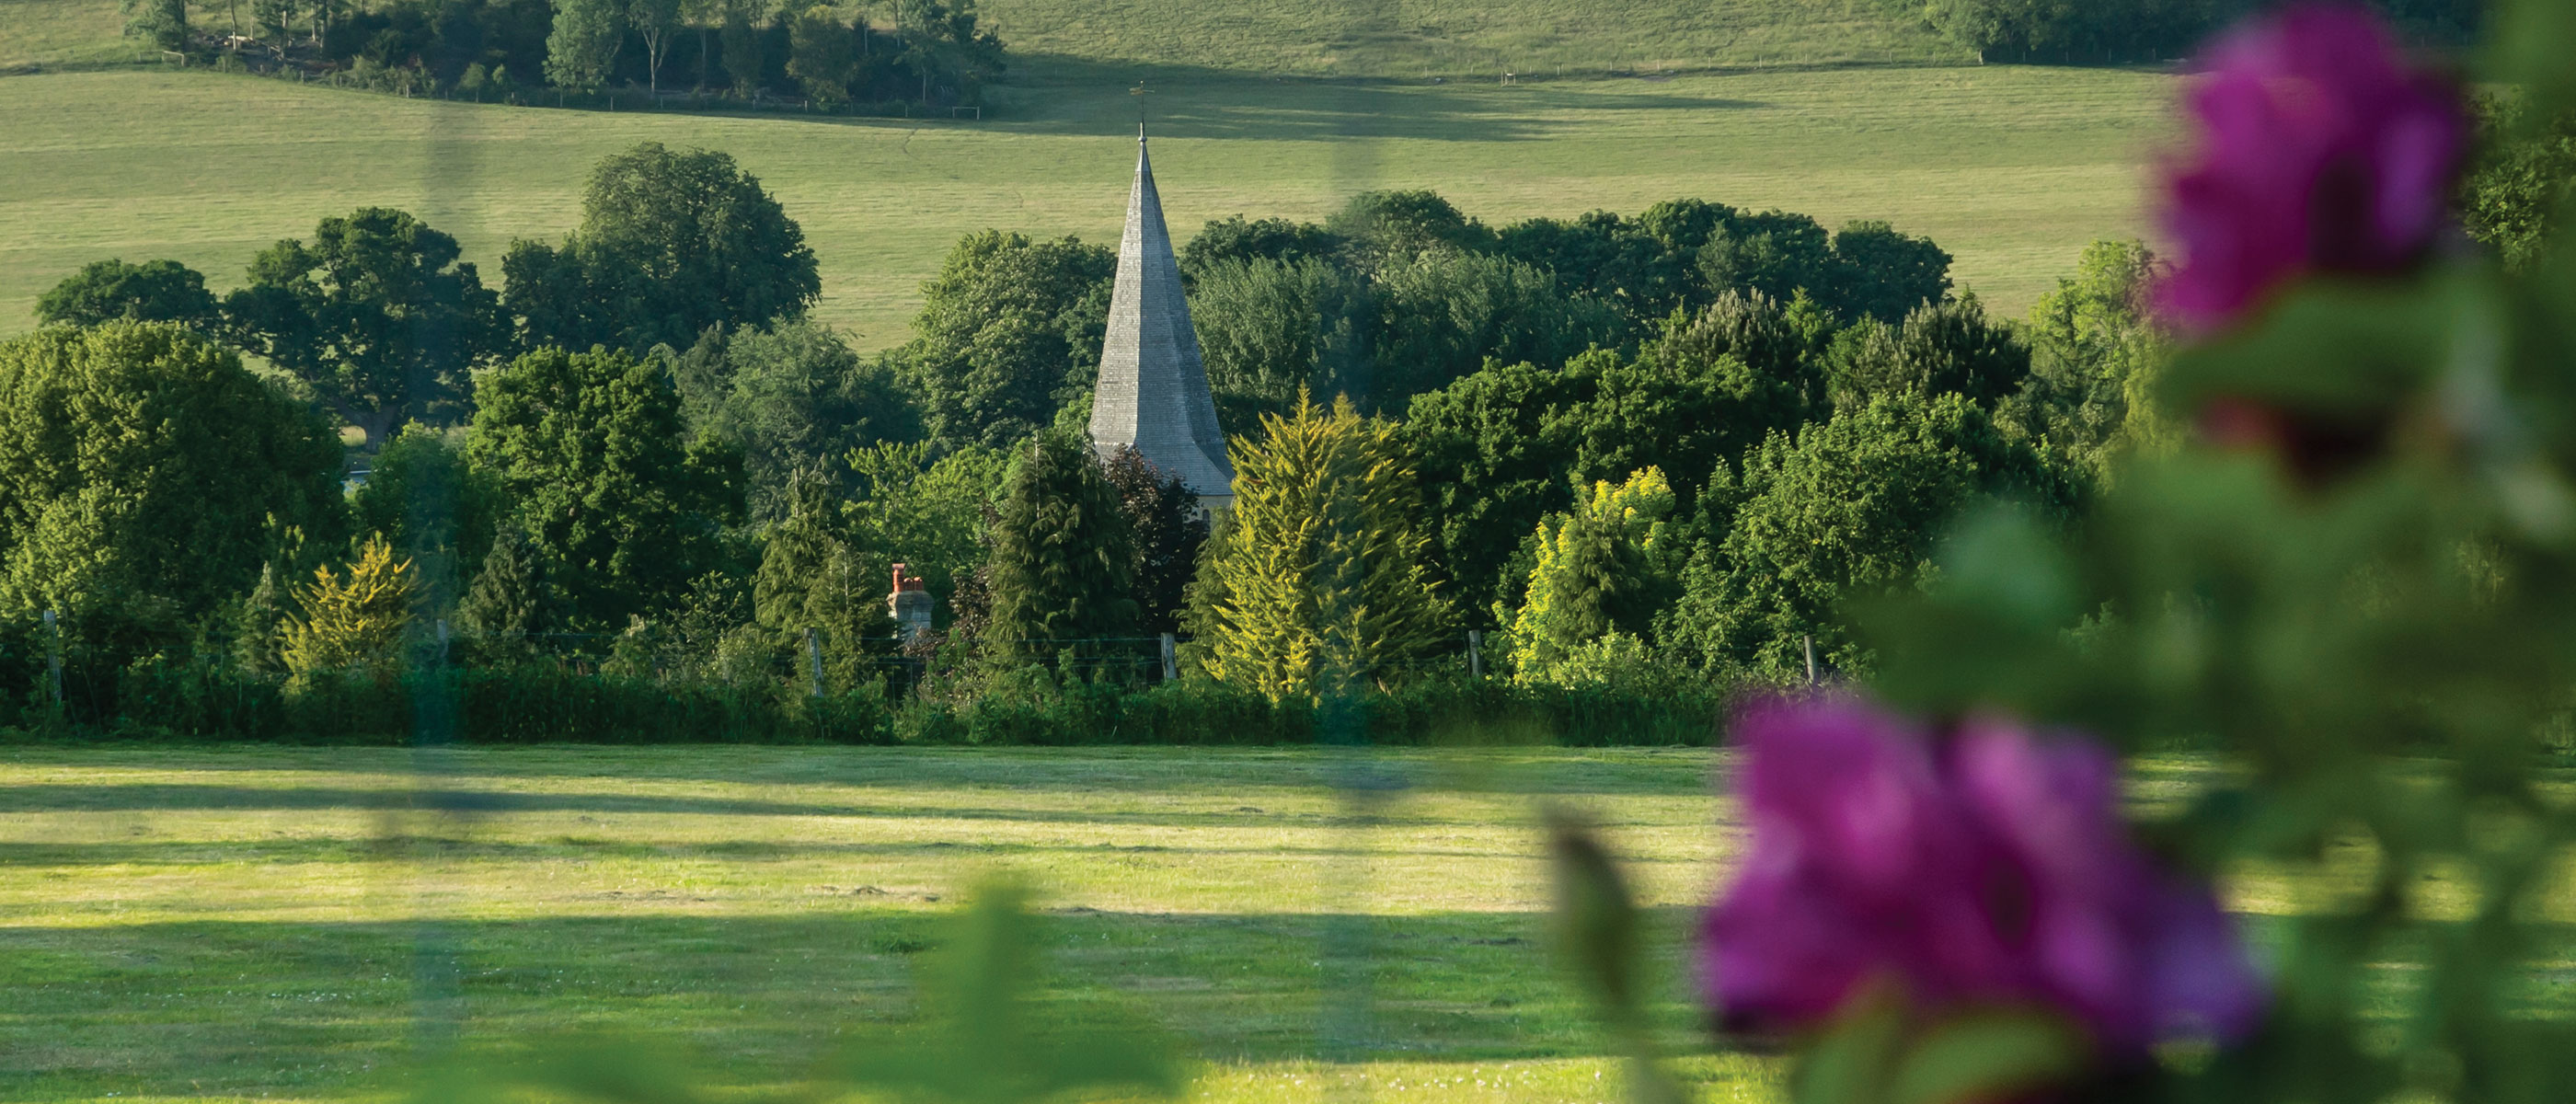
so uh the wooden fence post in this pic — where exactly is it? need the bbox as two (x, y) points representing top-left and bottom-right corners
(42, 609), (63, 710)
(805, 627), (824, 698)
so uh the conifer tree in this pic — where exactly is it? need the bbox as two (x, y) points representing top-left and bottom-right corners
(456, 530), (548, 661)
(282, 536), (418, 676)
(1197, 393), (1448, 702)
(1502, 467), (1684, 684)
(1099, 445), (1208, 635)
(980, 433), (1137, 662)
(230, 562), (291, 674)
(753, 471), (893, 687)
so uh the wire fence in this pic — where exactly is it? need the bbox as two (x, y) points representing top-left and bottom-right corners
(0, 612), (1710, 746)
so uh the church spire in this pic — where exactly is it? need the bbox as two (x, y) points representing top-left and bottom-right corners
(1088, 127), (1234, 501)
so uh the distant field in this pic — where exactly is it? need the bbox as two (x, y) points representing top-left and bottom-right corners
(0, 743), (1763, 1104)
(6, 0), (1961, 77)
(977, 0), (1963, 76)
(0, 0), (136, 69)
(0, 64), (2174, 349)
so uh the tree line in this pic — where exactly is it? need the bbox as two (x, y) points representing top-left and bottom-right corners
(125, 0), (1004, 108)
(0, 137), (2185, 723)
(1901, 0), (2482, 63)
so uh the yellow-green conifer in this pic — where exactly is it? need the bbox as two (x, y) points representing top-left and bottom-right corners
(1199, 393), (1448, 702)
(282, 536), (418, 675)
(1502, 467), (1679, 685)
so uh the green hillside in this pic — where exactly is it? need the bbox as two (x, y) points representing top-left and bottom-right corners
(3, 0), (1962, 76)
(0, 0), (140, 69)
(976, 0), (1964, 76)
(0, 64), (2171, 349)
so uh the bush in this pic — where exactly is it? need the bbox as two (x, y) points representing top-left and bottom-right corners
(0, 632), (1723, 747)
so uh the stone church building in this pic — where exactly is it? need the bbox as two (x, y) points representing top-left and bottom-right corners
(1087, 126), (1235, 509)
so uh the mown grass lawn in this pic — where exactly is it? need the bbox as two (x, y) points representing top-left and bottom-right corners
(0, 743), (1775, 1104)
(0, 62), (2174, 349)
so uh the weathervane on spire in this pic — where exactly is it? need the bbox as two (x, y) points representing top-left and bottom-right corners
(1131, 80), (1150, 142)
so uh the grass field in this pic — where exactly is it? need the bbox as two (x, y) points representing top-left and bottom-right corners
(973, 0), (1962, 77)
(0, 0), (140, 70)
(0, 743), (1764, 1104)
(4, 741), (2557, 1104)
(0, 63), (2174, 350)
(5, 0), (1962, 78)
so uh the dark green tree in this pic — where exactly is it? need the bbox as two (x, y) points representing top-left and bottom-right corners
(753, 470), (893, 684)
(1826, 220), (1954, 324)
(1662, 391), (2079, 680)
(36, 259), (221, 332)
(230, 562), (293, 673)
(466, 346), (747, 628)
(0, 324), (344, 649)
(1328, 190), (1496, 270)
(223, 207), (507, 446)
(504, 143), (821, 352)
(544, 0), (624, 90)
(785, 4), (856, 104)
(1404, 299), (1816, 623)
(1825, 296), (2030, 409)
(1178, 215), (1342, 285)
(979, 433), (1137, 661)
(630, 0), (685, 93)
(1100, 444), (1208, 636)
(674, 320), (922, 521)
(2000, 240), (2173, 474)
(719, 0), (766, 96)
(1496, 208), (1705, 335)
(896, 231), (1114, 452)
(845, 441), (1009, 623)
(1366, 248), (1616, 408)
(121, 0), (189, 51)
(455, 528), (553, 660)
(1696, 210), (1834, 305)
(1188, 256), (1371, 426)
(349, 424), (512, 605)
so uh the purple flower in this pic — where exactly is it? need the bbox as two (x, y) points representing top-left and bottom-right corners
(2157, 3), (2467, 332)
(1698, 696), (2265, 1060)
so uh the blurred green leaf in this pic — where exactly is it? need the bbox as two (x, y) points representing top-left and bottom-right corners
(2487, 0), (2576, 123)
(1547, 808), (1644, 1019)
(833, 880), (1183, 1104)
(1882, 1011), (2087, 1104)
(1545, 809), (1690, 1104)
(1789, 991), (1904, 1104)
(2159, 277), (2456, 424)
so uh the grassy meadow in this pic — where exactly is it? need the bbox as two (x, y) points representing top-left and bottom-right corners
(5, 0), (1964, 77)
(0, 743), (1762, 1104)
(1, 741), (2556, 1104)
(0, 0), (138, 70)
(971, 0), (1963, 77)
(0, 63), (2175, 349)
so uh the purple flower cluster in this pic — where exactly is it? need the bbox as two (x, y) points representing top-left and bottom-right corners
(1698, 697), (2264, 1059)
(2158, 3), (2467, 332)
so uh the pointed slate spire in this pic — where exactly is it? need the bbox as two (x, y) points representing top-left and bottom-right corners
(1088, 125), (1234, 502)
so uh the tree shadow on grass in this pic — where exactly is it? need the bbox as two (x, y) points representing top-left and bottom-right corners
(0, 835), (1570, 866)
(0, 760), (1720, 816)
(0, 906), (1720, 1102)
(757, 55), (1769, 145)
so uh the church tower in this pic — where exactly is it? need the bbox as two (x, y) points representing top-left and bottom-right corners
(1088, 126), (1234, 506)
